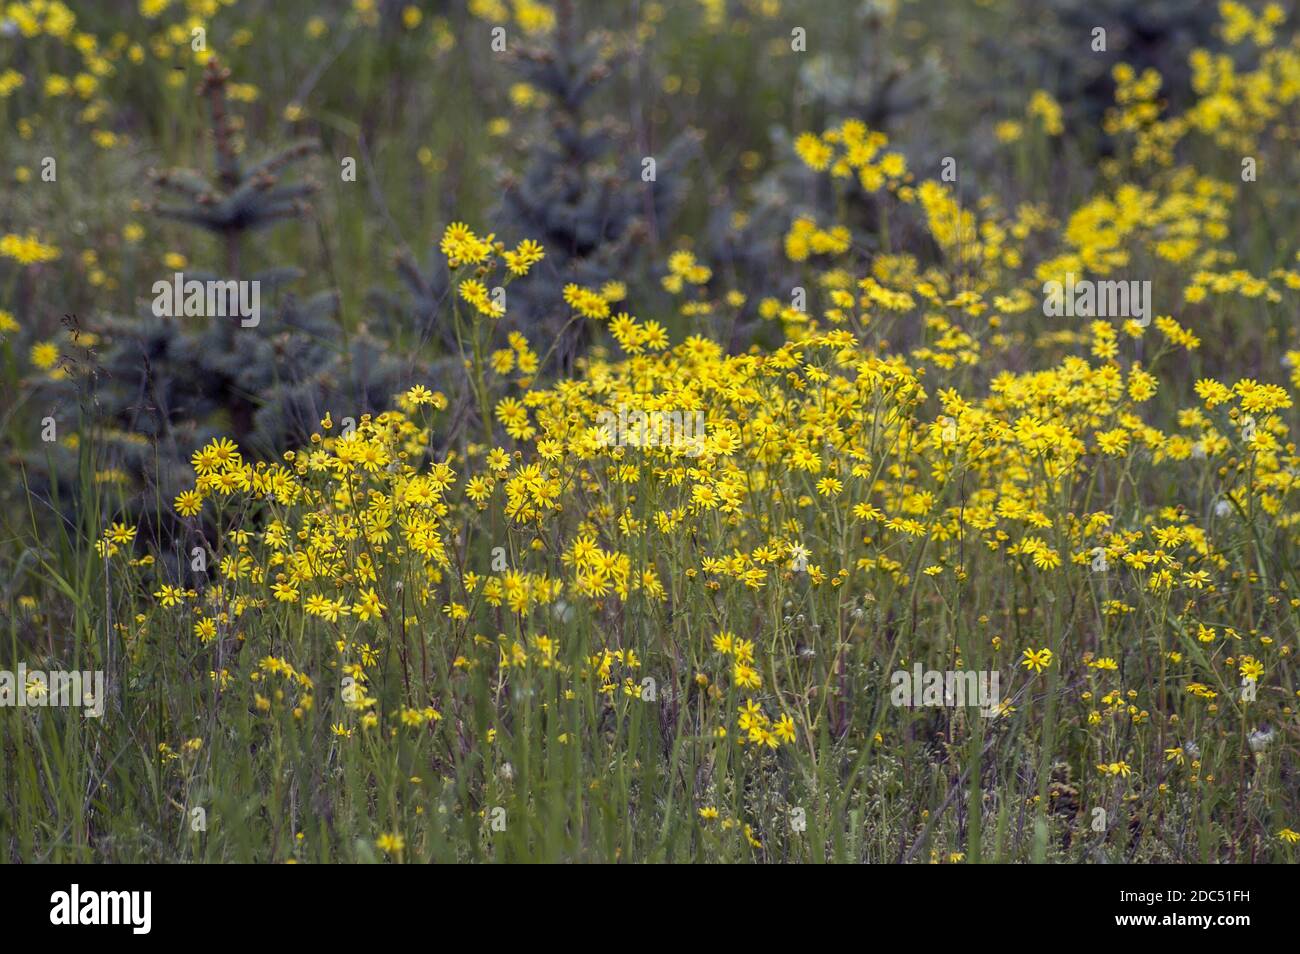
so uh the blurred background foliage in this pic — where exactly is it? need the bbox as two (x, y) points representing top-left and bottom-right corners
(3, 1), (1258, 325)
(1, 0), (1293, 506)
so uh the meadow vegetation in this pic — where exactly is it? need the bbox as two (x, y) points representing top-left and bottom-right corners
(3, 0), (1300, 863)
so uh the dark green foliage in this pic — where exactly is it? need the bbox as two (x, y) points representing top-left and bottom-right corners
(148, 59), (321, 273)
(491, 9), (700, 363)
(796, 3), (941, 131)
(366, 245), (458, 354)
(973, 0), (1221, 130)
(30, 58), (410, 512)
